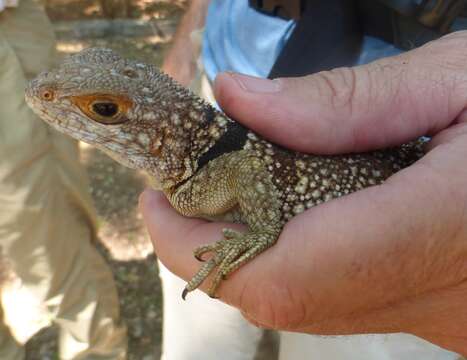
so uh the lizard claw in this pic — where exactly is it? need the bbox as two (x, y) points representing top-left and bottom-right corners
(194, 253), (206, 262)
(182, 288), (189, 300)
(183, 229), (277, 298)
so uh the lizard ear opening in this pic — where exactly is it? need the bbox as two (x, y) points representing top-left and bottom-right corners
(70, 94), (132, 125)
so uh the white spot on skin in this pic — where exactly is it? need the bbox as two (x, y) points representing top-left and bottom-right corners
(216, 116), (227, 127)
(296, 160), (305, 170)
(312, 189), (321, 199)
(208, 125), (221, 139)
(138, 133), (150, 146)
(247, 132), (258, 141)
(171, 113), (181, 125)
(293, 204), (305, 215)
(142, 112), (156, 121)
(294, 176), (309, 194)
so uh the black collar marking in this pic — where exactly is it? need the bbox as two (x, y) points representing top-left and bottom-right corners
(197, 119), (249, 169)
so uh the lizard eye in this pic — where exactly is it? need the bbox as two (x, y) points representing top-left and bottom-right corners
(70, 94), (132, 125)
(92, 102), (119, 117)
(89, 101), (127, 124)
(40, 89), (54, 101)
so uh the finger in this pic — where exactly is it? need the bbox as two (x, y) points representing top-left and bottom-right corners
(427, 121), (467, 151)
(214, 33), (467, 154)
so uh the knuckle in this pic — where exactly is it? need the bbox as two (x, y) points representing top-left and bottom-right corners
(417, 32), (467, 74)
(313, 67), (358, 114)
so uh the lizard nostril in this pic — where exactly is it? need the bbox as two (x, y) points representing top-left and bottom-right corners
(40, 89), (55, 101)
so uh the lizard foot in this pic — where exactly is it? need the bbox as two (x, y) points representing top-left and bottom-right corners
(193, 228), (241, 261)
(182, 228), (276, 299)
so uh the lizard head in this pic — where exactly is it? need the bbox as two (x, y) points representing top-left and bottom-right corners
(25, 47), (221, 190)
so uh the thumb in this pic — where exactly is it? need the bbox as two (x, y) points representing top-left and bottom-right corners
(214, 32), (467, 154)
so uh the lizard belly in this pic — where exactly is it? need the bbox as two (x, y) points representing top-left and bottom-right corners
(201, 205), (246, 224)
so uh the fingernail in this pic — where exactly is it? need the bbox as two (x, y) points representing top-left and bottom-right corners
(230, 73), (282, 93)
(139, 188), (161, 210)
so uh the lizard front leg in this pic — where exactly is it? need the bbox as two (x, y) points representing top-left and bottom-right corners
(166, 151), (283, 299)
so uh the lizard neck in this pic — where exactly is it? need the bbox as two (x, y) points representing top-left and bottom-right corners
(144, 78), (247, 191)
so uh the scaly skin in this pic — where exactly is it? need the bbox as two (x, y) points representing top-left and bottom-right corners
(25, 48), (425, 298)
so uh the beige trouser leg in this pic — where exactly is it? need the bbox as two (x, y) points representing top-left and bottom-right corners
(0, 1), (127, 358)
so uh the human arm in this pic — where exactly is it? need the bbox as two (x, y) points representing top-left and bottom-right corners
(140, 32), (467, 355)
(0, 0), (19, 12)
(162, 0), (210, 86)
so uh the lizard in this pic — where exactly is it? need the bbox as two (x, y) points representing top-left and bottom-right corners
(25, 47), (425, 299)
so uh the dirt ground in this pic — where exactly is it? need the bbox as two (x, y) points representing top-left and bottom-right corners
(21, 1), (279, 359)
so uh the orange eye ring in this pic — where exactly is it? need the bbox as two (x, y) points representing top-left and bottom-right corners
(40, 89), (54, 101)
(69, 94), (132, 125)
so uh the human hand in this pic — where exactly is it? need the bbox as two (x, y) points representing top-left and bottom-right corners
(141, 32), (467, 355)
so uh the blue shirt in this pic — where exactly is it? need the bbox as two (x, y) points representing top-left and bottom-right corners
(202, 0), (403, 81)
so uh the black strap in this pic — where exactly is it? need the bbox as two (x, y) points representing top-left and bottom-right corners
(268, 0), (363, 78)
